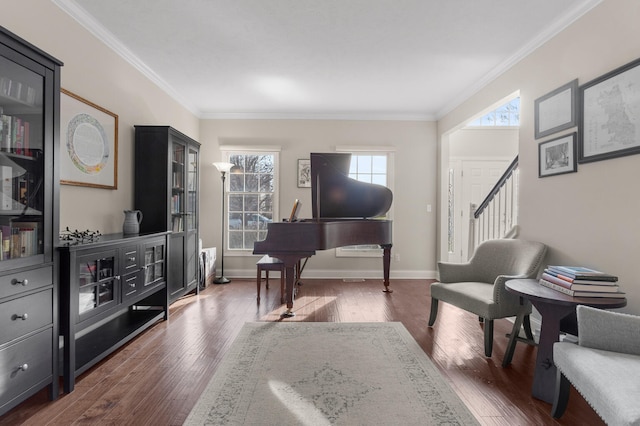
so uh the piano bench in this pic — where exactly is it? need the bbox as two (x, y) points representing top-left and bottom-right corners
(256, 255), (285, 304)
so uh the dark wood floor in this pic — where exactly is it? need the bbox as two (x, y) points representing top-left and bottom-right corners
(1, 278), (603, 425)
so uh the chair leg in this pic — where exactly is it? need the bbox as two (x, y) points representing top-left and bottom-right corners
(502, 312), (525, 367)
(484, 319), (494, 357)
(551, 369), (571, 418)
(428, 299), (439, 326)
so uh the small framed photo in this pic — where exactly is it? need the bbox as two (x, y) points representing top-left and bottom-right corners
(579, 57), (640, 163)
(539, 132), (577, 178)
(534, 79), (578, 139)
(297, 159), (311, 187)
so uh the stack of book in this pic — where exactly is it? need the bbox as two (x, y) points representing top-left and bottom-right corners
(539, 265), (625, 298)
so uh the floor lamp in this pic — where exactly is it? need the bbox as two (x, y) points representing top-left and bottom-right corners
(213, 161), (234, 284)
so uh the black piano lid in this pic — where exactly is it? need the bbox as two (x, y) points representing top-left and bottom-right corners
(310, 152), (393, 219)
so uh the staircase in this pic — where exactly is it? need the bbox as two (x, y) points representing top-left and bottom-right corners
(467, 156), (519, 258)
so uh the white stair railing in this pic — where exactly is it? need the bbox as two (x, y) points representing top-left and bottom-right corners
(468, 156), (519, 259)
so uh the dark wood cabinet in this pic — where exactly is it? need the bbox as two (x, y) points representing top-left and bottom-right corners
(58, 232), (169, 393)
(0, 26), (62, 415)
(134, 126), (200, 303)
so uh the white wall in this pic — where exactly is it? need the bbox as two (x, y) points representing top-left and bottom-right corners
(438, 0), (640, 314)
(449, 128), (518, 159)
(200, 119), (438, 278)
(2, 0), (199, 234)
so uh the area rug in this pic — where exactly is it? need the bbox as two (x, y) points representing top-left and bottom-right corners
(184, 322), (478, 425)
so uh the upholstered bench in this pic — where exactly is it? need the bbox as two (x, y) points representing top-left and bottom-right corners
(256, 255), (285, 304)
(552, 305), (640, 425)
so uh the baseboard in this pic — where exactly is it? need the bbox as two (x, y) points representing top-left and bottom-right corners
(223, 268), (438, 280)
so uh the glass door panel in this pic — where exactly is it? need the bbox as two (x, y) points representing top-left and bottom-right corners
(0, 53), (45, 262)
(143, 242), (165, 285)
(77, 254), (117, 320)
(186, 147), (198, 231)
(171, 143), (185, 232)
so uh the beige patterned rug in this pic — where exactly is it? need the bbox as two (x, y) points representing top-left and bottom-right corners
(184, 322), (478, 425)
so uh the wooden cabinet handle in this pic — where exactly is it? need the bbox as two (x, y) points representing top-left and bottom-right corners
(11, 278), (28, 286)
(13, 313), (29, 320)
(18, 364), (29, 372)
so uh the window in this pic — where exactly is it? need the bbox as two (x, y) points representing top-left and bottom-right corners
(335, 149), (394, 257)
(468, 97), (520, 127)
(222, 149), (279, 253)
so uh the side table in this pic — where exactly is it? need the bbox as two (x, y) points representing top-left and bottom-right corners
(505, 278), (626, 403)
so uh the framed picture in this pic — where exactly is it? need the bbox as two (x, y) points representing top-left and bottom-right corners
(539, 132), (577, 178)
(297, 158), (311, 188)
(534, 79), (578, 139)
(579, 57), (640, 163)
(60, 89), (118, 189)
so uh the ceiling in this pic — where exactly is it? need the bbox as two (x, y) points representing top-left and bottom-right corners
(55, 0), (599, 120)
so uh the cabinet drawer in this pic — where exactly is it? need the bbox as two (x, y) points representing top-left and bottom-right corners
(0, 329), (53, 409)
(121, 245), (140, 275)
(0, 290), (53, 345)
(0, 266), (52, 300)
(121, 271), (140, 300)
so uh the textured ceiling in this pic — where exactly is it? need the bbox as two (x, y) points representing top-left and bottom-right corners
(55, 0), (600, 120)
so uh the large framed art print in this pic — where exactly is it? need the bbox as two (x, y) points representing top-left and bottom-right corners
(60, 89), (118, 189)
(579, 58), (640, 163)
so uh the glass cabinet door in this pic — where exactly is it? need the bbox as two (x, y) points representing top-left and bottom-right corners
(77, 253), (118, 320)
(0, 51), (45, 263)
(143, 241), (165, 288)
(186, 146), (198, 231)
(171, 143), (185, 232)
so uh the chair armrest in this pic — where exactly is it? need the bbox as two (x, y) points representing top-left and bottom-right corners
(493, 274), (528, 303)
(577, 305), (640, 356)
(437, 261), (480, 283)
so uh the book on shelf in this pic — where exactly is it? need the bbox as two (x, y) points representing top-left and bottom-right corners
(1, 165), (12, 210)
(546, 265), (618, 281)
(7, 220), (41, 258)
(540, 272), (620, 292)
(0, 225), (9, 260)
(539, 278), (626, 298)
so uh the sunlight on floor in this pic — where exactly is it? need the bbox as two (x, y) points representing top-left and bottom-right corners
(260, 295), (338, 321)
(269, 380), (331, 426)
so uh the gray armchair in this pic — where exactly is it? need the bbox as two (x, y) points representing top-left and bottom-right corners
(428, 239), (547, 360)
(552, 305), (640, 424)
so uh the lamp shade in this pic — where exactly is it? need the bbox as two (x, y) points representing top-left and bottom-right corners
(213, 162), (234, 174)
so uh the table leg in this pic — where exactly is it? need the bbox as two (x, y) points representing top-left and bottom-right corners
(530, 302), (576, 403)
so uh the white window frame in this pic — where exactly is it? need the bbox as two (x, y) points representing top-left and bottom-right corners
(334, 146), (395, 258)
(219, 145), (280, 256)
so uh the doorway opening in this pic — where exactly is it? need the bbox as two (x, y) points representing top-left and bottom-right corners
(441, 93), (520, 263)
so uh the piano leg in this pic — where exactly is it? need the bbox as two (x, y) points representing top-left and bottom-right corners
(278, 254), (308, 318)
(282, 263), (296, 317)
(382, 244), (392, 293)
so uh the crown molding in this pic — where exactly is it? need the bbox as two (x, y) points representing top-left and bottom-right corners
(435, 0), (603, 120)
(199, 111), (434, 121)
(53, 0), (200, 116)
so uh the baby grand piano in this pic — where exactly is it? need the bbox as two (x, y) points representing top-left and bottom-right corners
(253, 152), (393, 317)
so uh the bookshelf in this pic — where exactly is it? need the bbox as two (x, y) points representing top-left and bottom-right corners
(0, 25), (62, 415)
(134, 126), (200, 303)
